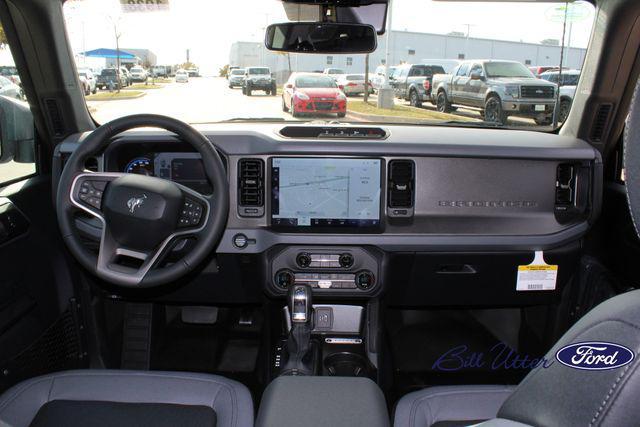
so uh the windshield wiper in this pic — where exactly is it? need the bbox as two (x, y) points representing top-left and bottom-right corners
(431, 120), (506, 128)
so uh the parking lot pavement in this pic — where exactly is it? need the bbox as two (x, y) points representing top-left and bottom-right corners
(88, 76), (294, 124)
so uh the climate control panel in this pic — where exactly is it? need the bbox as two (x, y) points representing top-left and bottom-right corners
(269, 246), (381, 296)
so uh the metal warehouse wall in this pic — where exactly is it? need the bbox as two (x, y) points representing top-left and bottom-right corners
(229, 30), (587, 82)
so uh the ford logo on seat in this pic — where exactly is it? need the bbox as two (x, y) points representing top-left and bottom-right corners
(556, 341), (635, 370)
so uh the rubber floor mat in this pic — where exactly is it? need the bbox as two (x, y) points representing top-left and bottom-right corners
(216, 339), (260, 373)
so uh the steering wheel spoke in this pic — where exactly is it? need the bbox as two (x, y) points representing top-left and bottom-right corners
(175, 183), (211, 231)
(70, 172), (126, 216)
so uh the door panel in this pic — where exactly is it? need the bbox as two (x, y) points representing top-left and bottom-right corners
(0, 176), (83, 391)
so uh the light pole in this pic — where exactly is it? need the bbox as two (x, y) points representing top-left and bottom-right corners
(378, 0), (394, 109)
(107, 15), (122, 92)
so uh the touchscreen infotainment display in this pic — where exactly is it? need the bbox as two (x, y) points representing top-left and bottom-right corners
(271, 158), (381, 228)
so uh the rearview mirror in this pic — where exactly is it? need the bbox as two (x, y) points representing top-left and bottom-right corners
(265, 22), (377, 54)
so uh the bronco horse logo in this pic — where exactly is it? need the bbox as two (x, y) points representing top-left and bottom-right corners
(127, 194), (147, 214)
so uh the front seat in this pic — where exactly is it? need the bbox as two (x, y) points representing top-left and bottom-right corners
(0, 370), (253, 427)
(394, 385), (515, 427)
(394, 287), (640, 426)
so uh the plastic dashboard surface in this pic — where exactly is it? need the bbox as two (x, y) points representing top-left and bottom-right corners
(53, 123), (602, 254)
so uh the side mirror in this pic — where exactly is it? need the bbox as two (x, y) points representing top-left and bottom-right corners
(265, 22), (377, 54)
(338, 84), (344, 90)
(285, 83), (293, 89)
(0, 97), (35, 165)
(470, 72), (483, 81)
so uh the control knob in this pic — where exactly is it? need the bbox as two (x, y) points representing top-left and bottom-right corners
(339, 253), (354, 268)
(275, 269), (295, 290)
(296, 252), (312, 268)
(354, 270), (375, 290)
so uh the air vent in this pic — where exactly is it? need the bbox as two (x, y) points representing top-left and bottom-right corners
(589, 103), (613, 143)
(238, 159), (265, 217)
(388, 160), (415, 218)
(44, 98), (65, 137)
(555, 164), (575, 206)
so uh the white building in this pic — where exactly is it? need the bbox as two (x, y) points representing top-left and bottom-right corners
(229, 30), (587, 83)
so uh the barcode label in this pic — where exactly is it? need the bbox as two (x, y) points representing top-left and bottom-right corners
(516, 251), (558, 292)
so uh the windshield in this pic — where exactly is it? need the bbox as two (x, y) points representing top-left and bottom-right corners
(296, 75), (337, 88)
(485, 62), (535, 78)
(248, 68), (269, 75)
(64, 0), (594, 131)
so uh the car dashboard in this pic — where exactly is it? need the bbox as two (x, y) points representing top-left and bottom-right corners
(53, 123), (601, 306)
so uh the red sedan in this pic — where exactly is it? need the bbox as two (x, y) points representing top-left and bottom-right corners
(282, 73), (347, 118)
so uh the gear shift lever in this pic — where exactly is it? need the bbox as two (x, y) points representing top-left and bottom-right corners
(280, 284), (317, 376)
(289, 284), (312, 324)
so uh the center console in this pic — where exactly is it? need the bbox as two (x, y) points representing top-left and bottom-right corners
(268, 246), (382, 296)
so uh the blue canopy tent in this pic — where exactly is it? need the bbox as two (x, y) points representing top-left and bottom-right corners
(80, 48), (136, 59)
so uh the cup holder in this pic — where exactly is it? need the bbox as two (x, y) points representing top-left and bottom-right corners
(324, 352), (371, 377)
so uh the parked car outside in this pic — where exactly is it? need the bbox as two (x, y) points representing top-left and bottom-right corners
(0, 65), (20, 86)
(151, 65), (168, 77)
(282, 72), (346, 118)
(175, 69), (189, 83)
(119, 67), (131, 86)
(129, 66), (147, 83)
(371, 65), (397, 91)
(336, 74), (371, 96)
(0, 75), (24, 100)
(187, 67), (199, 77)
(432, 60), (557, 125)
(390, 63), (446, 107)
(323, 68), (346, 81)
(539, 69), (580, 122)
(242, 67), (276, 96)
(528, 65), (569, 77)
(420, 59), (461, 74)
(78, 75), (91, 96)
(228, 68), (245, 88)
(96, 68), (125, 90)
(77, 68), (97, 94)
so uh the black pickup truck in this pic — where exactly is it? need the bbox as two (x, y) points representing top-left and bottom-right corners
(390, 63), (446, 107)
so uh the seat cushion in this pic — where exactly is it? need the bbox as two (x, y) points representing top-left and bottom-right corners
(0, 370), (253, 427)
(30, 400), (217, 427)
(394, 385), (515, 427)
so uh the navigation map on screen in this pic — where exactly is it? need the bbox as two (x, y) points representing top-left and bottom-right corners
(271, 158), (381, 227)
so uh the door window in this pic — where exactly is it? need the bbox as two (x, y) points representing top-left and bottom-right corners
(0, 25), (36, 186)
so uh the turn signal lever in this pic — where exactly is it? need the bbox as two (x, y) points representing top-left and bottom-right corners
(280, 284), (317, 376)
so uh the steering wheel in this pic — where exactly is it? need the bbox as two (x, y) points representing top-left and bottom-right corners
(56, 114), (229, 288)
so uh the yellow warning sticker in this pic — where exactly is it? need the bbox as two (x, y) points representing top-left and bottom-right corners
(516, 251), (558, 291)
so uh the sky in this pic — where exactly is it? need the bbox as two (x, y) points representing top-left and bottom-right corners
(63, 0), (595, 75)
